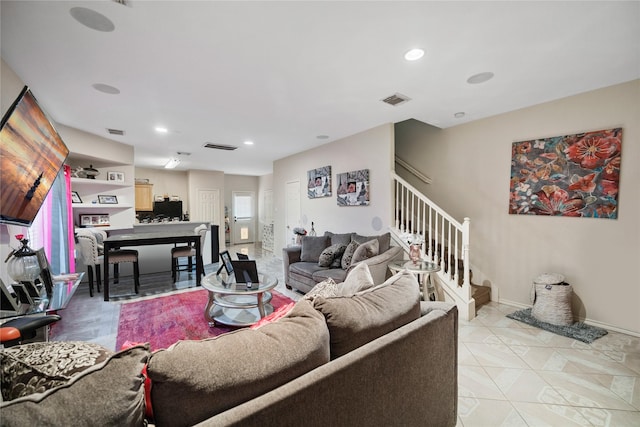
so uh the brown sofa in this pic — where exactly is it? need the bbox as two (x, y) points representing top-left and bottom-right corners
(0, 271), (458, 427)
(283, 231), (403, 293)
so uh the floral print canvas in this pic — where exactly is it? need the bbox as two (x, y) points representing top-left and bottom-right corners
(509, 128), (622, 219)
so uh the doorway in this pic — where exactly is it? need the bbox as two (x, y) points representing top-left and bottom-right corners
(232, 191), (255, 244)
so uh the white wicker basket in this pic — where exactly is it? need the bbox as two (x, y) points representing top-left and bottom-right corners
(531, 273), (573, 326)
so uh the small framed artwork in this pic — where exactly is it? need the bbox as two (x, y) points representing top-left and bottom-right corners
(107, 171), (125, 182)
(307, 165), (332, 198)
(71, 191), (82, 203)
(98, 194), (118, 204)
(80, 214), (110, 227)
(218, 250), (234, 275)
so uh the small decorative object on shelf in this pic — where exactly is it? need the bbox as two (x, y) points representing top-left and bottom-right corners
(97, 194), (118, 204)
(107, 171), (125, 182)
(5, 234), (41, 284)
(71, 191), (82, 203)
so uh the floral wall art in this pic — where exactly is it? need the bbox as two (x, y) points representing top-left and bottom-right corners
(336, 169), (369, 206)
(509, 127), (622, 219)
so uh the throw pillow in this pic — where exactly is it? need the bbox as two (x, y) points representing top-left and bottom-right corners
(323, 231), (354, 246)
(339, 262), (375, 296)
(147, 300), (330, 427)
(341, 240), (360, 270)
(350, 239), (379, 265)
(0, 344), (150, 426)
(0, 341), (113, 401)
(313, 270), (421, 359)
(353, 232), (391, 254)
(318, 243), (347, 267)
(303, 278), (340, 301)
(300, 236), (330, 263)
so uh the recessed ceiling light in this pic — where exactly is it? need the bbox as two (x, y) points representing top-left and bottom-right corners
(243, 140), (254, 145)
(155, 127), (168, 133)
(454, 112), (466, 119)
(92, 83), (120, 94)
(467, 72), (494, 84)
(69, 7), (115, 32)
(404, 48), (425, 61)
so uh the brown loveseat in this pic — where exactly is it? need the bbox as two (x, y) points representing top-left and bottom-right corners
(282, 231), (403, 293)
(0, 270), (458, 427)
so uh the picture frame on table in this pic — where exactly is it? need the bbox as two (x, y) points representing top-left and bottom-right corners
(71, 191), (82, 203)
(98, 194), (118, 204)
(107, 171), (125, 182)
(217, 250), (234, 275)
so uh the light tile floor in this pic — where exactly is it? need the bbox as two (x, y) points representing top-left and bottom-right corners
(50, 244), (640, 426)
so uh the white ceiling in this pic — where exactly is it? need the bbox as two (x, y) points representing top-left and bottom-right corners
(1, 1), (639, 176)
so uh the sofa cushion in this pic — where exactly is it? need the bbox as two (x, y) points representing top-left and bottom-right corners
(317, 243), (347, 267)
(300, 236), (330, 262)
(352, 232), (391, 254)
(313, 270), (421, 359)
(323, 231), (354, 246)
(339, 262), (375, 296)
(341, 240), (360, 269)
(0, 341), (112, 401)
(0, 344), (149, 426)
(147, 300), (330, 427)
(312, 268), (348, 284)
(350, 238), (379, 265)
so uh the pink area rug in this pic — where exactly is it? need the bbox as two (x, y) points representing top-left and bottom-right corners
(116, 288), (294, 351)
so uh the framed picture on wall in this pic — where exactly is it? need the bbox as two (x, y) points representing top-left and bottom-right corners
(71, 191), (82, 203)
(336, 169), (370, 206)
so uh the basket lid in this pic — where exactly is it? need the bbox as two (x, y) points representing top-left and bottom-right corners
(534, 272), (565, 285)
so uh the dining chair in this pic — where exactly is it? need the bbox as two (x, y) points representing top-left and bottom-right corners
(171, 224), (208, 282)
(76, 229), (140, 296)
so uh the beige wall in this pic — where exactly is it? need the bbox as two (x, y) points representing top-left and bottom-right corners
(396, 80), (640, 335)
(273, 123), (395, 253)
(135, 167), (189, 207)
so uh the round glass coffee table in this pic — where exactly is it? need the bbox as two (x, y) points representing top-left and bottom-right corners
(201, 271), (278, 327)
(389, 260), (441, 301)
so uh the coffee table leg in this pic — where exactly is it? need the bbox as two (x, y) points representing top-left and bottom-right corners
(257, 292), (266, 318)
(205, 291), (216, 327)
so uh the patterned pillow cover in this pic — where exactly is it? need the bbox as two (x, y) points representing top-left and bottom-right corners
(0, 341), (113, 401)
(317, 243), (347, 267)
(303, 278), (340, 301)
(341, 240), (360, 270)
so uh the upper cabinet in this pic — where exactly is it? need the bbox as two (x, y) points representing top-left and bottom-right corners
(135, 183), (153, 211)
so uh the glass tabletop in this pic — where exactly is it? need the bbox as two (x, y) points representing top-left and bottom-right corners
(389, 260), (441, 273)
(202, 271), (277, 295)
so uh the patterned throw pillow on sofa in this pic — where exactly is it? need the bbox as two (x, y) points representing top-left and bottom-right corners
(318, 243), (347, 267)
(350, 239), (379, 265)
(341, 240), (360, 270)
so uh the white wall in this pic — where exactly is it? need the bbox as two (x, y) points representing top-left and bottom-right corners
(395, 80), (640, 335)
(273, 123), (395, 253)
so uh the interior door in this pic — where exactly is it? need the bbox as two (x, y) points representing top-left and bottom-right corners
(232, 191), (255, 244)
(285, 180), (301, 246)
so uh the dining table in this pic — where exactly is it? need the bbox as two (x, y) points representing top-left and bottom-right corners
(102, 230), (203, 301)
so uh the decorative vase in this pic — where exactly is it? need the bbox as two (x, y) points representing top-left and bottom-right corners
(409, 244), (422, 265)
(6, 235), (41, 283)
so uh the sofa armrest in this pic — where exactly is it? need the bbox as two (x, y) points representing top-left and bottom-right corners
(282, 246), (302, 287)
(347, 246), (403, 284)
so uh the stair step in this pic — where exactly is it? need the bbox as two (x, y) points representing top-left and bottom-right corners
(471, 284), (491, 307)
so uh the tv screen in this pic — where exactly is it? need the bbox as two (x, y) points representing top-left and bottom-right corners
(0, 86), (69, 226)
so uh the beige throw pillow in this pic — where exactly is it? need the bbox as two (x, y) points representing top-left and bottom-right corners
(339, 262), (375, 296)
(350, 239), (379, 265)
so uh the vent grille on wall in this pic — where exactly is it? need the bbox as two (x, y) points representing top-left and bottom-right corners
(107, 128), (125, 135)
(381, 93), (411, 106)
(204, 143), (238, 151)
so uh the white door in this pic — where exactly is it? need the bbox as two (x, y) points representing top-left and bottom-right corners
(196, 188), (220, 263)
(285, 181), (301, 246)
(232, 191), (255, 244)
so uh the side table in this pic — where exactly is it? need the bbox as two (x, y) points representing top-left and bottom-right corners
(389, 260), (441, 301)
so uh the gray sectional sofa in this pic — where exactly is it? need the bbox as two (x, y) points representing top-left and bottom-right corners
(283, 231), (403, 293)
(0, 270), (458, 427)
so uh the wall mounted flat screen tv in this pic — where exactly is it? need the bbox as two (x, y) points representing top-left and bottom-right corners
(0, 86), (69, 226)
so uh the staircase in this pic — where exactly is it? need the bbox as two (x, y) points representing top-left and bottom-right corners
(390, 173), (489, 321)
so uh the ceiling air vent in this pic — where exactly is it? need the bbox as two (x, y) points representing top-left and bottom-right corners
(107, 128), (125, 136)
(111, 0), (132, 7)
(381, 93), (411, 106)
(204, 143), (238, 151)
